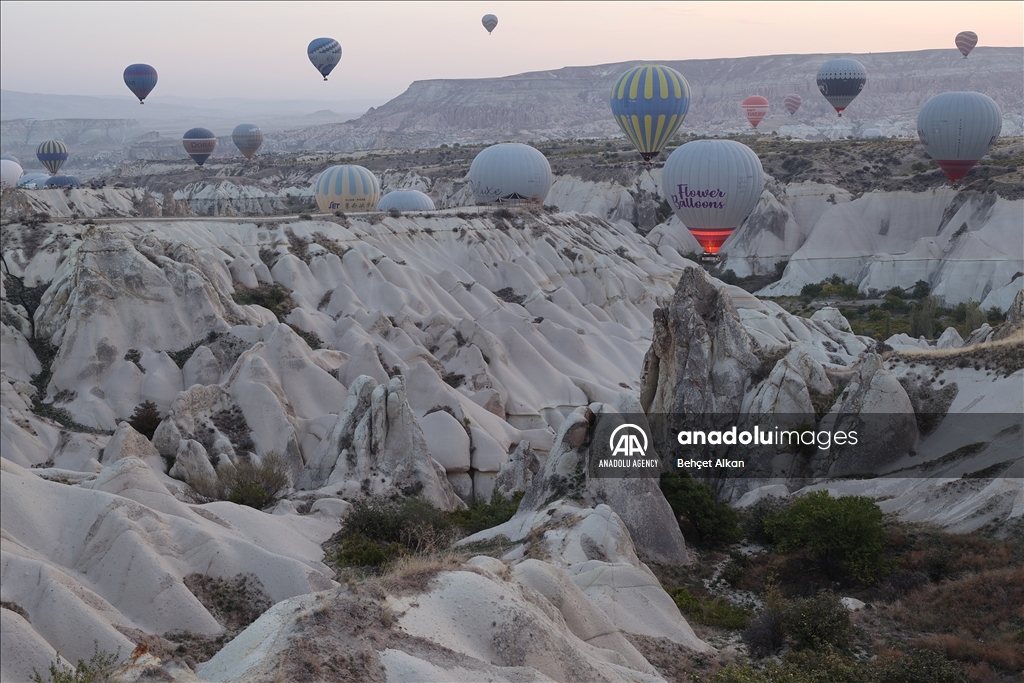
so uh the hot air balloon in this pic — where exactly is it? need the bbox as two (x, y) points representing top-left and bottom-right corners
(17, 173), (49, 189)
(376, 190), (435, 212)
(816, 58), (866, 117)
(232, 124), (264, 160)
(742, 96), (769, 129)
(124, 64), (158, 104)
(783, 94), (802, 116)
(611, 65), (691, 163)
(862, 128), (883, 139)
(0, 154), (20, 164)
(468, 143), (552, 204)
(42, 175), (80, 188)
(307, 38), (342, 80)
(482, 14), (498, 34)
(36, 140), (69, 174)
(1, 160), (23, 189)
(955, 31), (978, 58)
(661, 139), (764, 256)
(182, 128), (217, 166)
(917, 92), (1001, 184)
(314, 165), (381, 212)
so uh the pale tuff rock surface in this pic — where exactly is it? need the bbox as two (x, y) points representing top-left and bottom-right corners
(761, 190), (1024, 310)
(301, 374), (463, 511)
(0, 457), (337, 680)
(641, 267), (760, 418)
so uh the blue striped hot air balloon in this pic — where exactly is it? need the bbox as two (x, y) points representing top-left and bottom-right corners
(308, 38), (342, 80)
(124, 64), (158, 104)
(610, 65), (691, 163)
(232, 124), (264, 160)
(36, 140), (69, 174)
(182, 128), (217, 166)
(313, 165), (381, 212)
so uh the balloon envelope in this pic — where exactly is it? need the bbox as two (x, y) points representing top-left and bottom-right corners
(308, 38), (342, 80)
(36, 140), (69, 174)
(0, 154), (21, 164)
(232, 124), (264, 159)
(783, 94), (802, 115)
(42, 174), (80, 188)
(314, 165), (381, 212)
(917, 92), (1001, 183)
(816, 58), (867, 116)
(955, 31), (978, 58)
(468, 143), (552, 205)
(610, 65), (690, 162)
(862, 128), (883, 138)
(17, 173), (49, 188)
(661, 139), (764, 255)
(376, 190), (435, 212)
(182, 128), (217, 166)
(482, 14), (498, 33)
(1, 160), (23, 188)
(742, 96), (769, 129)
(124, 64), (158, 103)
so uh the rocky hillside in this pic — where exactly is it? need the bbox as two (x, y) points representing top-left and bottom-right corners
(278, 48), (1024, 151)
(1, 207), (1021, 680)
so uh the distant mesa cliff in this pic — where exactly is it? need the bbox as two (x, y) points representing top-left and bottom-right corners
(278, 48), (1023, 151)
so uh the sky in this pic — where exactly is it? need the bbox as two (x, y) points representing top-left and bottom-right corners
(1, 1), (1021, 107)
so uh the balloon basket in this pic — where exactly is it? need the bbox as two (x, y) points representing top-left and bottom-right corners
(700, 253), (720, 263)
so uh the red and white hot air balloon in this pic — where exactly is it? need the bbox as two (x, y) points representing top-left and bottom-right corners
(741, 96), (769, 129)
(783, 94), (802, 116)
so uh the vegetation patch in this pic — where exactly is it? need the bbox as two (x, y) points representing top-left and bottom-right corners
(127, 400), (162, 440)
(232, 283), (296, 321)
(660, 472), (742, 547)
(31, 642), (121, 683)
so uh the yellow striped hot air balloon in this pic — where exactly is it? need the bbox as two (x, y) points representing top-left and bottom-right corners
(313, 165), (381, 212)
(610, 65), (691, 163)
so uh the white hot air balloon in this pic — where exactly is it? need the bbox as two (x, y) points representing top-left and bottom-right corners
(376, 190), (435, 212)
(482, 14), (498, 34)
(917, 92), (1001, 184)
(0, 159), (24, 189)
(661, 139), (764, 255)
(468, 143), (552, 205)
(313, 165), (381, 212)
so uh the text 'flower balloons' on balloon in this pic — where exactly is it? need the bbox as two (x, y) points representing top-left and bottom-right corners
(742, 96), (769, 129)
(661, 139), (764, 255)
(816, 58), (867, 117)
(308, 38), (342, 80)
(36, 140), (69, 174)
(611, 65), (691, 163)
(182, 128), (217, 166)
(123, 64), (158, 104)
(917, 92), (1001, 184)
(314, 165), (381, 212)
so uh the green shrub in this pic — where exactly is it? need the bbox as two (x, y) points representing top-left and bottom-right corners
(330, 496), (455, 570)
(765, 490), (887, 583)
(912, 280), (931, 299)
(32, 642), (120, 683)
(218, 452), (290, 509)
(127, 400), (162, 439)
(872, 649), (968, 683)
(743, 609), (784, 657)
(659, 472), (742, 546)
(448, 491), (523, 535)
(800, 282), (823, 298)
(233, 283), (296, 321)
(909, 296), (939, 338)
(781, 591), (852, 651)
(670, 587), (750, 629)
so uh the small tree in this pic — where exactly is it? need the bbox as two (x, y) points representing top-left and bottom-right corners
(659, 472), (742, 546)
(909, 296), (939, 338)
(765, 490), (887, 583)
(127, 400), (161, 440)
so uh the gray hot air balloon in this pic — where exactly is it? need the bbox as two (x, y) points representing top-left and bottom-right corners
(816, 58), (867, 117)
(917, 92), (1001, 184)
(482, 14), (498, 34)
(232, 123), (264, 160)
(661, 139), (764, 255)
(468, 143), (552, 205)
(376, 190), (435, 212)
